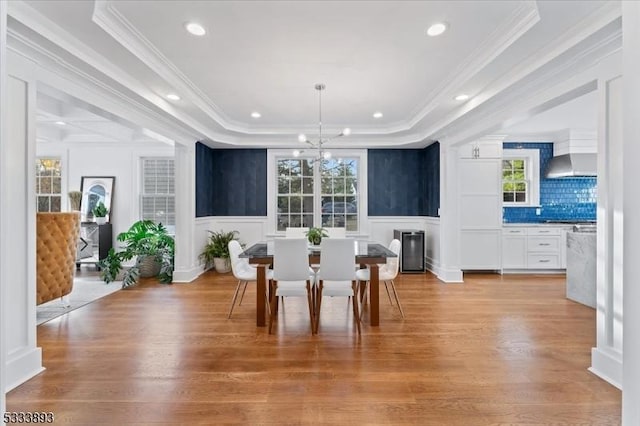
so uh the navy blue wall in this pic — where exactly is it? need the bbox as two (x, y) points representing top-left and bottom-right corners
(195, 143), (267, 217)
(502, 142), (597, 223)
(368, 143), (440, 216)
(424, 143), (440, 217)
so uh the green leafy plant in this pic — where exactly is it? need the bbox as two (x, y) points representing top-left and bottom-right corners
(306, 227), (328, 245)
(98, 220), (174, 288)
(199, 230), (242, 270)
(92, 201), (108, 218)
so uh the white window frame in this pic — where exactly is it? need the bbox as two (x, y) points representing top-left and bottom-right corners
(140, 156), (175, 232)
(267, 149), (368, 235)
(35, 157), (63, 212)
(502, 149), (540, 207)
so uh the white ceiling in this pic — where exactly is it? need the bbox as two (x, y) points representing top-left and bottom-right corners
(11, 0), (620, 147)
(501, 90), (598, 140)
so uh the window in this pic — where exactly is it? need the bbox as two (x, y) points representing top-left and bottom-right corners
(321, 159), (358, 230)
(141, 158), (175, 228)
(502, 159), (527, 203)
(277, 158), (315, 229)
(270, 150), (364, 233)
(36, 158), (61, 212)
(502, 149), (540, 207)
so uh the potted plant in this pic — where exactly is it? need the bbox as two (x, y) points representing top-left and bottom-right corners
(306, 227), (328, 245)
(68, 190), (82, 211)
(92, 201), (108, 224)
(98, 220), (174, 288)
(199, 230), (241, 273)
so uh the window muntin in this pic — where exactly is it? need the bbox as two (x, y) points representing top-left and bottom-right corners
(274, 155), (360, 232)
(36, 158), (61, 212)
(320, 158), (358, 231)
(502, 159), (528, 203)
(502, 148), (540, 207)
(141, 158), (175, 228)
(276, 159), (314, 231)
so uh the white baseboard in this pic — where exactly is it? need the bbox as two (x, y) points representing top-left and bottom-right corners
(437, 267), (464, 283)
(173, 266), (203, 283)
(5, 347), (43, 392)
(590, 347), (622, 389)
(425, 256), (441, 277)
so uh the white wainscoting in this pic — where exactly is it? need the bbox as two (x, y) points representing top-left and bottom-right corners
(367, 216), (440, 276)
(425, 217), (441, 277)
(195, 216), (269, 269)
(195, 216), (442, 277)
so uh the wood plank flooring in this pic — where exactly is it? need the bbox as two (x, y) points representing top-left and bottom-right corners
(7, 271), (621, 425)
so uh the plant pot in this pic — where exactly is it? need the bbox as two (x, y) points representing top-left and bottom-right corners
(95, 217), (107, 225)
(213, 257), (231, 273)
(137, 255), (161, 278)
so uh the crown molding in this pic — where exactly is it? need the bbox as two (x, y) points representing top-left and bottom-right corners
(400, 1), (540, 133)
(92, 1), (246, 133)
(423, 2), (621, 146)
(7, 1), (218, 145)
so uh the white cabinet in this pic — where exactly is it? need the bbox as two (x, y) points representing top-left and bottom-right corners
(459, 142), (503, 270)
(502, 229), (527, 269)
(459, 140), (503, 159)
(502, 226), (568, 271)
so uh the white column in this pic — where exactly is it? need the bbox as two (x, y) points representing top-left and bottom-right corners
(622, 2), (640, 424)
(173, 142), (199, 282)
(437, 144), (463, 282)
(1, 0), (8, 413)
(3, 62), (42, 390)
(590, 55), (623, 387)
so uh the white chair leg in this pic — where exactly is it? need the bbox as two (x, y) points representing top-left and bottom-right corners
(60, 295), (71, 308)
(360, 281), (369, 320)
(228, 280), (244, 319)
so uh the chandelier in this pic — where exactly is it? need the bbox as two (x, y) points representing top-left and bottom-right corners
(293, 83), (350, 162)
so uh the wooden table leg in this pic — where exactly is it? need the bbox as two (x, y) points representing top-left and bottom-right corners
(370, 264), (379, 326)
(256, 264), (266, 327)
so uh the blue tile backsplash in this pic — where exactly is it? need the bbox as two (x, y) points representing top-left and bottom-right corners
(502, 142), (597, 223)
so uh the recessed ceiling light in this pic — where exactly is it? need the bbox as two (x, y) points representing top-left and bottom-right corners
(55, 121), (66, 125)
(166, 93), (181, 101)
(251, 111), (261, 118)
(454, 94), (470, 101)
(427, 22), (448, 37)
(373, 112), (383, 119)
(185, 22), (206, 36)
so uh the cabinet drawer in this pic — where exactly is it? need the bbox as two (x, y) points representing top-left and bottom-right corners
(527, 254), (560, 268)
(528, 228), (561, 236)
(503, 228), (527, 235)
(527, 236), (560, 252)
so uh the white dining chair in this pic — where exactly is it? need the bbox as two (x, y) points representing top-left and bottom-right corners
(356, 239), (404, 318)
(315, 238), (361, 334)
(285, 227), (309, 238)
(228, 240), (273, 319)
(325, 227), (346, 238)
(269, 238), (316, 334)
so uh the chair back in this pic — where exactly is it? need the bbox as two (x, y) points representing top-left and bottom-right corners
(318, 238), (356, 281)
(273, 238), (311, 281)
(381, 239), (401, 277)
(325, 227), (346, 238)
(228, 240), (245, 276)
(285, 227), (308, 238)
(36, 212), (80, 305)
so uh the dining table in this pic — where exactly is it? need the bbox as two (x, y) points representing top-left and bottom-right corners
(240, 240), (397, 327)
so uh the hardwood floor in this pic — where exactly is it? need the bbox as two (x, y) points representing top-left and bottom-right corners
(8, 271), (621, 425)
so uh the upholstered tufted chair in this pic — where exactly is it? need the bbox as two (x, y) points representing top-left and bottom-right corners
(36, 212), (81, 305)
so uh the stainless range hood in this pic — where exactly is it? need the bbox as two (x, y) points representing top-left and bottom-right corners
(545, 153), (597, 178)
